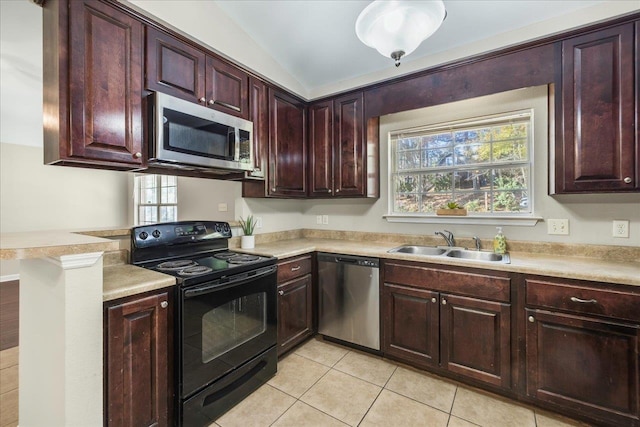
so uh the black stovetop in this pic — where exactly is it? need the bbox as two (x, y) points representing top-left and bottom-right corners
(131, 221), (276, 286)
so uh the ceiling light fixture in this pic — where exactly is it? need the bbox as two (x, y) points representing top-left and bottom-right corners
(355, 0), (446, 67)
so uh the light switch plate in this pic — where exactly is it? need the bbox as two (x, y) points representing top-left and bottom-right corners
(612, 220), (629, 238)
(547, 219), (569, 235)
(217, 203), (228, 212)
(316, 215), (322, 225)
(255, 217), (263, 229)
(322, 215), (329, 225)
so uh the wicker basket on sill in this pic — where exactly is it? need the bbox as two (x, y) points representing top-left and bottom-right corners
(436, 208), (468, 216)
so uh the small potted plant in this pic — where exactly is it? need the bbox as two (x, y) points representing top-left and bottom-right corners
(436, 201), (467, 216)
(238, 215), (257, 249)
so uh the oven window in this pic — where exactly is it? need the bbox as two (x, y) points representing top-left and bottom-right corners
(201, 292), (267, 363)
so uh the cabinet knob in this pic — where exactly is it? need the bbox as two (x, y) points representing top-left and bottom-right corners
(623, 177), (632, 184)
(160, 301), (168, 309)
(208, 99), (215, 105)
(328, 189), (332, 193)
(431, 297), (436, 303)
(441, 299), (447, 305)
(199, 97), (206, 103)
(278, 290), (284, 296)
(133, 152), (142, 159)
(528, 316), (535, 323)
(271, 188), (276, 192)
(335, 189), (340, 193)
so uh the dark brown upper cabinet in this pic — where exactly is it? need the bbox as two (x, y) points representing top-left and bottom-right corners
(267, 88), (308, 198)
(146, 28), (249, 119)
(309, 92), (377, 198)
(553, 23), (638, 193)
(44, 0), (144, 169)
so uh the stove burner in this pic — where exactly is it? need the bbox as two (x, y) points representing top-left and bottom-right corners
(213, 251), (238, 260)
(157, 260), (197, 271)
(227, 254), (260, 264)
(180, 265), (213, 276)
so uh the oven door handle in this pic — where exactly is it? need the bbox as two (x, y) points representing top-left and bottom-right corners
(183, 265), (277, 299)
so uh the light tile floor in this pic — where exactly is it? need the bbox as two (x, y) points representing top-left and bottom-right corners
(213, 337), (591, 427)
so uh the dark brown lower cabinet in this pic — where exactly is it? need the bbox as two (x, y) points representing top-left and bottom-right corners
(277, 274), (313, 356)
(277, 254), (314, 356)
(526, 308), (639, 426)
(382, 283), (439, 368)
(105, 289), (173, 427)
(441, 294), (511, 389)
(381, 260), (512, 391)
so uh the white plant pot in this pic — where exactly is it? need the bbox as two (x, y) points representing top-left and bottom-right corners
(241, 235), (255, 249)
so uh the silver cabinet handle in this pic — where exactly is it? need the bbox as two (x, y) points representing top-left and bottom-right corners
(160, 301), (168, 309)
(198, 97), (206, 103)
(208, 99), (215, 105)
(291, 266), (301, 272)
(133, 152), (142, 159)
(570, 296), (597, 304)
(528, 316), (535, 323)
(441, 299), (447, 305)
(623, 177), (632, 184)
(278, 290), (284, 296)
(431, 297), (436, 303)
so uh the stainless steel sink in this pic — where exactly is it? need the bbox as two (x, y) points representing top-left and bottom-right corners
(445, 249), (510, 263)
(387, 245), (448, 256)
(387, 245), (510, 264)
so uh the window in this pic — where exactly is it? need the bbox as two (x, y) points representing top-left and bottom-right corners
(390, 111), (532, 216)
(135, 174), (178, 225)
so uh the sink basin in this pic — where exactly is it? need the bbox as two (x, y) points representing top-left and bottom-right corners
(388, 245), (448, 256)
(446, 249), (510, 263)
(388, 245), (510, 264)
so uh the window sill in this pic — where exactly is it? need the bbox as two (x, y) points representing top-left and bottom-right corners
(384, 214), (542, 227)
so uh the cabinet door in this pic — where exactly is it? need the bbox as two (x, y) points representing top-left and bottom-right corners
(278, 274), (313, 356)
(246, 77), (268, 179)
(333, 92), (366, 197)
(205, 57), (249, 119)
(556, 23), (636, 192)
(382, 283), (439, 369)
(308, 100), (334, 196)
(146, 27), (206, 104)
(68, 0), (144, 165)
(268, 89), (308, 197)
(526, 309), (639, 426)
(440, 294), (511, 389)
(106, 291), (171, 427)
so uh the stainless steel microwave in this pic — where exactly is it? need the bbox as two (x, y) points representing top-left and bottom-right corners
(148, 92), (253, 172)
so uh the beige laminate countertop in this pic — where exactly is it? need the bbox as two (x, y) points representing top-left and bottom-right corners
(103, 264), (176, 302)
(236, 238), (640, 287)
(0, 230), (120, 260)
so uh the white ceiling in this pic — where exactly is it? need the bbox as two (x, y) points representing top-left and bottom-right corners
(215, 0), (610, 94)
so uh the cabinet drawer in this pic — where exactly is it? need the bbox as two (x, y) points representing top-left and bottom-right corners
(277, 255), (312, 282)
(383, 261), (439, 289)
(526, 279), (640, 322)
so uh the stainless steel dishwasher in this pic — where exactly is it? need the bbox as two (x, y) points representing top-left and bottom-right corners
(317, 253), (380, 351)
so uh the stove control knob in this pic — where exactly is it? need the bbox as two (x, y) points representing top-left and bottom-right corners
(139, 231), (149, 240)
(215, 223), (222, 232)
(152, 230), (161, 239)
(223, 223), (231, 234)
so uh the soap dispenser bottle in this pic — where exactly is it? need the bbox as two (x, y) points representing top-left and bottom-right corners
(493, 227), (507, 254)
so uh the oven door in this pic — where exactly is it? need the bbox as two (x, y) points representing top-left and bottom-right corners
(179, 265), (277, 399)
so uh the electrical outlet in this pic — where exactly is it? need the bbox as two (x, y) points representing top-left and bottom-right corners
(322, 215), (329, 225)
(217, 203), (227, 212)
(255, 217), (263, 229)
(316, 215), (322, 225)
(547, 219), (569, 235)
(612, 220), (629, 238)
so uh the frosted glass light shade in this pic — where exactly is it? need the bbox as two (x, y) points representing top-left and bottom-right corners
(356, 0), (446, 66)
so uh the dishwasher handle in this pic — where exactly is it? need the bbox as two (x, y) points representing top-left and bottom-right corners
(317, 252), (379, 268)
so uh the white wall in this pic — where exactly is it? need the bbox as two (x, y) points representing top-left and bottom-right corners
(300, 87), (640, 247)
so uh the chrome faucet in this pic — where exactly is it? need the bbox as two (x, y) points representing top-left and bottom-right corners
(435, 230), (455, 247)
(472, 236), (481, 251)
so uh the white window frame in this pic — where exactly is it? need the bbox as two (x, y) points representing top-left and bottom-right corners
(386, 110), (540, 226)
(134, 174), (178, 225)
